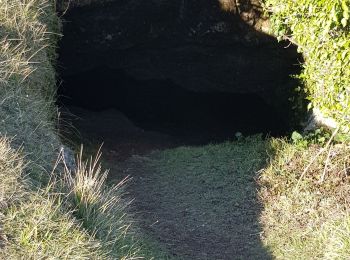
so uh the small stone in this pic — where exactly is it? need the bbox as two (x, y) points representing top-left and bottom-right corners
(60, 146), (76, 172)
(105, 34), (113, 40)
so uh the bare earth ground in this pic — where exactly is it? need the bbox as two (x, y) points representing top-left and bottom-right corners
(65, 107), (272, 259)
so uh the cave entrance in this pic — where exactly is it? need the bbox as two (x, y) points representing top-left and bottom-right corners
(58, 66), (290, 144)
(55, 3), (306, 257)
(57, 1), (304, 157)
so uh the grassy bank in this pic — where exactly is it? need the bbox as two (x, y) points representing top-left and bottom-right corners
(0, 0), (145, 258)
(259, 134), (350, 259)
(259, 0), (350, 257)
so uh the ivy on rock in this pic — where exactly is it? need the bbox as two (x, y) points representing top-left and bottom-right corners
(263, 0), (350, 131)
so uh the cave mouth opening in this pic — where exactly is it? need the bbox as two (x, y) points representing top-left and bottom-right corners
(56, 1), (306, 148)
(57, 65), (297, 146)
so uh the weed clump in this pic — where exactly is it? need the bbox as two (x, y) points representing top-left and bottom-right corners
(56, 149), (140, 259)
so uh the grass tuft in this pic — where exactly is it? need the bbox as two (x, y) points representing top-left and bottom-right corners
(0, 137), (109, 259)
(56, 148), (141, 259)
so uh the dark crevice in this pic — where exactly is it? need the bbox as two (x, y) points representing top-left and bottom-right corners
(57, 67), (294, 145)
(56, 0), (305, 145)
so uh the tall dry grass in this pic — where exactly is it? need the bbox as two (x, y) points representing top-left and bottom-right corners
(0, 0), (145, 258)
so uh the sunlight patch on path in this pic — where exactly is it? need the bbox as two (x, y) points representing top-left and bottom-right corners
(126, 136), (272, 259)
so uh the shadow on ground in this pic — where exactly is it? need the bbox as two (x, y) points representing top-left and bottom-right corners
(63, 107), (273, 259)
(122, 138), (273, 259)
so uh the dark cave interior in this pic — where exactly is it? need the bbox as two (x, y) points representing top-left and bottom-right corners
(57, 66), (299, 144)
(56, 1), (305, 145)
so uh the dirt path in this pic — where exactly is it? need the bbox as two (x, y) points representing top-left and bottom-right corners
(123, 143), (272, 259)
(65, 107), (272, 259)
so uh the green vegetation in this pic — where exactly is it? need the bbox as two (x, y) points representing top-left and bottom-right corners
(256, 1), (350, 258)
(126, 130), (350, 259)
(150, 137), (267, 225)
(0, 0), (61, 182)
(263, 0), (350, 131)
(0, 0), (147, 259)
(124, 136), (271, 259)
(57, 150), (141, 259)
(259, 136), (350, 259)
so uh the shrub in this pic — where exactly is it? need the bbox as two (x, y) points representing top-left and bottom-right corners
(263, 0), (350, 131)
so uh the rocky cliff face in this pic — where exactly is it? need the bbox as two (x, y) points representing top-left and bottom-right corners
(58, 0), (301, 107)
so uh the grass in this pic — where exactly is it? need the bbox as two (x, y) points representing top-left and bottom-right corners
(1, 191), (105, 259)
(259, 137), (350, 259)
(71, 141), (181, 259)
(121, 132), (350, 258)
(56, 149), (141, 259)
(0, 137), (106, 259)
(122, 136), (271, 259)
(0, 0), (61, 183)
(0, 0), (148, 259)
(151, 137), (267, 208)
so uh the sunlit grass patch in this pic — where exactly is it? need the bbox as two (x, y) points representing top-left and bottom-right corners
(0, 137), (26, 207)
(56, 148), (141, 259)
(1, 192), (105, 259)
(124, 135), (271, 258)
(0, 0), (61, 185)
(0, 0), (147, 258)
(259, 138), (350, 259)
(0, 137), (108, 259)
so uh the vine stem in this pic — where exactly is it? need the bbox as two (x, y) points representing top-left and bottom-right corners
(294, 126), (339, 192)
(319, 143), (333, 183)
